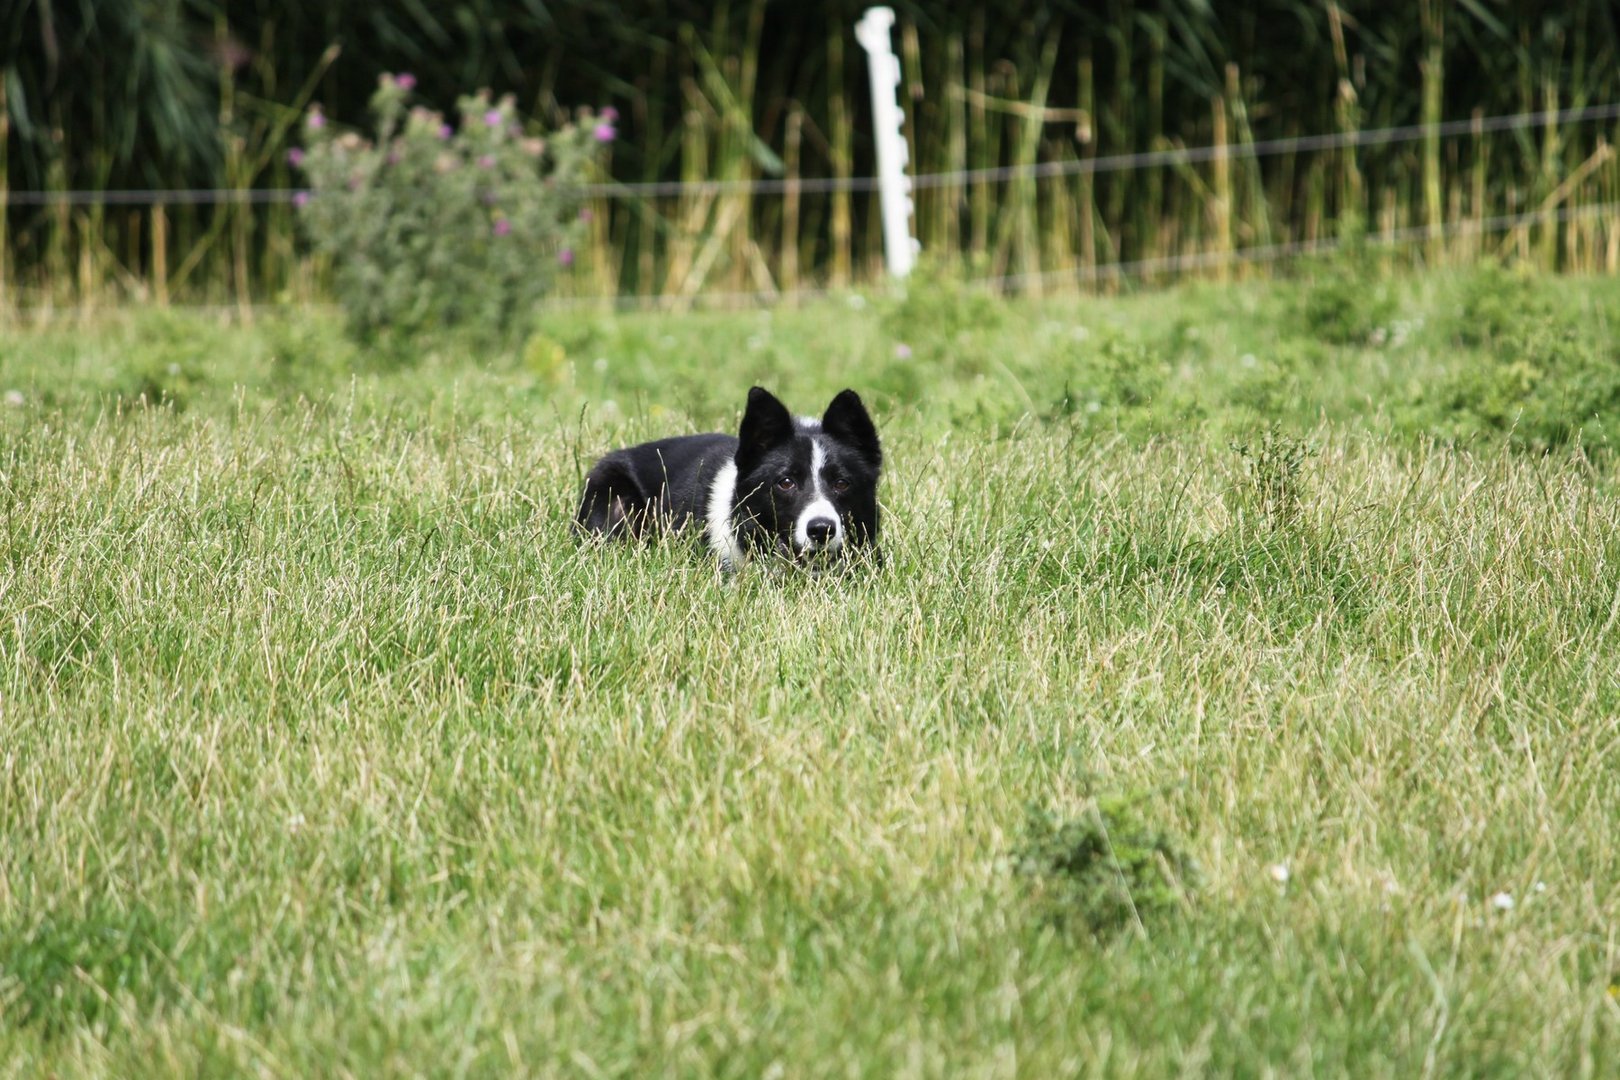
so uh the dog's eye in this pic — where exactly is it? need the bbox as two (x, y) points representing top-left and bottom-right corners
(775, 476), (797, 493)
(830, 477), (850, 494)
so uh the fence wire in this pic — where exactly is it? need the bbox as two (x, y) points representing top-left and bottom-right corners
(508, 199), (1620, 310)
(4, 101), (1619, 206)
(7, 198), (1611, 319)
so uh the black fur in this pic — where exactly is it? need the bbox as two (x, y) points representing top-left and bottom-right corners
(573, 434), (735, 538)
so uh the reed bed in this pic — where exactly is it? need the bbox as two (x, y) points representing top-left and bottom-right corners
(3, 2), (1620, 309)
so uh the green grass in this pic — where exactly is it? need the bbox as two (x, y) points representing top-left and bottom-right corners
(3, 266), (1620, 1076)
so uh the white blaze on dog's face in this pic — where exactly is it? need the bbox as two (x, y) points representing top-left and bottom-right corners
(723, 387), (882, 564)
(791, 436), (843, 554)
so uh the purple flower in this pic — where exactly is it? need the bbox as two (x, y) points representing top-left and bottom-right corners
(396, 73), (417, 91)
(477, 154), (496, 169)
(293, 191), (311, 208)
(438, 123), (453, 140)
(895, 342), (912, 359)
(287, 147), (305, 168)
(557, 247), (575, 267)
(387, 149), (402, 165)
(484, 109), (503, 128)
(600, 106), (619, 122)
(493, 219), (512, 237)
(306, 108), (326, 131)
(579, 208), (594, 222)
(593, 123), (616, 143)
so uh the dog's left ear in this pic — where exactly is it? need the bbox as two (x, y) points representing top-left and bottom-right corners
(822, 389), (881, 468)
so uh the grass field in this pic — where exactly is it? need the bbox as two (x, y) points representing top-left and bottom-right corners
(3, 265), (1620, 1076)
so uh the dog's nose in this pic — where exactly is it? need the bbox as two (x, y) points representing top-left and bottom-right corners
(805, 517), (837, 546)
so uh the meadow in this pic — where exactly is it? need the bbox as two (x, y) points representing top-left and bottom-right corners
(2, 264), (1620, 1076)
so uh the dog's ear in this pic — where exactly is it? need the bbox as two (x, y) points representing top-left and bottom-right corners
(822, 389), (881, 468)
(736, 386), (795, 470)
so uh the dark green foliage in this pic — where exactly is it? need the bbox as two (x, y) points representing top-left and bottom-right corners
(1230, 425), (1316, 529)
(1042, 335), (1176, 438)
(8, 2), (1620, 201)
(1013, 798), (1198, 938)
(1445, 262), (1558, 348)
(1402, 270), (1620, 454)
(1, 0), (222, 189)
(1299, 254), (1398, 347)
(0, 903), (182, 1034)
(1418, 322), (1620, 453)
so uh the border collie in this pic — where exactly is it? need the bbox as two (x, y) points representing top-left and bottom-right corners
(575, 387), (881, 569)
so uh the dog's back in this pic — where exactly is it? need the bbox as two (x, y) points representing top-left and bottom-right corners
(575, 433), (737, 538)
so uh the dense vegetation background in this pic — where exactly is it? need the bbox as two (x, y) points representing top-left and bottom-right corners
(3, 1), (1620, 305)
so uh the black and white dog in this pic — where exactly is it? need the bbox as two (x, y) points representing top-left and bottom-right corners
(575, 387), (881, 569)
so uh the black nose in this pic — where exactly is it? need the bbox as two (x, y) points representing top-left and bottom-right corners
(806, 518), (837, 546)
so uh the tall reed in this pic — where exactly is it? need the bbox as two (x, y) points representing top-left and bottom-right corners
(6, 2), (1620, 309)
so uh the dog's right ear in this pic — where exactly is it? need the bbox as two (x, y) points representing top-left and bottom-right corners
(736, 386), (795, 471)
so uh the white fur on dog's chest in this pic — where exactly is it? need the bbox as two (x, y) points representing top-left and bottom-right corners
(705, 461), (745, 570)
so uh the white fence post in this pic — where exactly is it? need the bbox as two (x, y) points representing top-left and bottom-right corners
(855, 7), (917, 278)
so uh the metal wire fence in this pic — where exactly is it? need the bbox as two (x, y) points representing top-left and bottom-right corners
(6, 101), (1620, 206)
(3, 100), (1617, 308)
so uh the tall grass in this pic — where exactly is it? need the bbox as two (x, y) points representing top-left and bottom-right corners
(2, 269), (1619, 1074)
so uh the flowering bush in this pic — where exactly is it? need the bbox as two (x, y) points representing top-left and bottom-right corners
(292, 75), (609, 342)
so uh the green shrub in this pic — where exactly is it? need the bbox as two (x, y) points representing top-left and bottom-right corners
(1013, 797), (1198, 938)
(1230, 425), (1316, 529)
(1398, 263), (1619, 452)
(878, 262), (1007, 381)
(1445, 262), (1556, 347)
(1, 903), (182, 1034)
(1297, 253), (1397, 346)
(1414, 322), (1620, 453)
(294, 74), (605, 343)
(1043, 334), (1176, 435)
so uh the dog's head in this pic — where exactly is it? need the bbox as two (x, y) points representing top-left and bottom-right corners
(730, 386), (881, 563)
